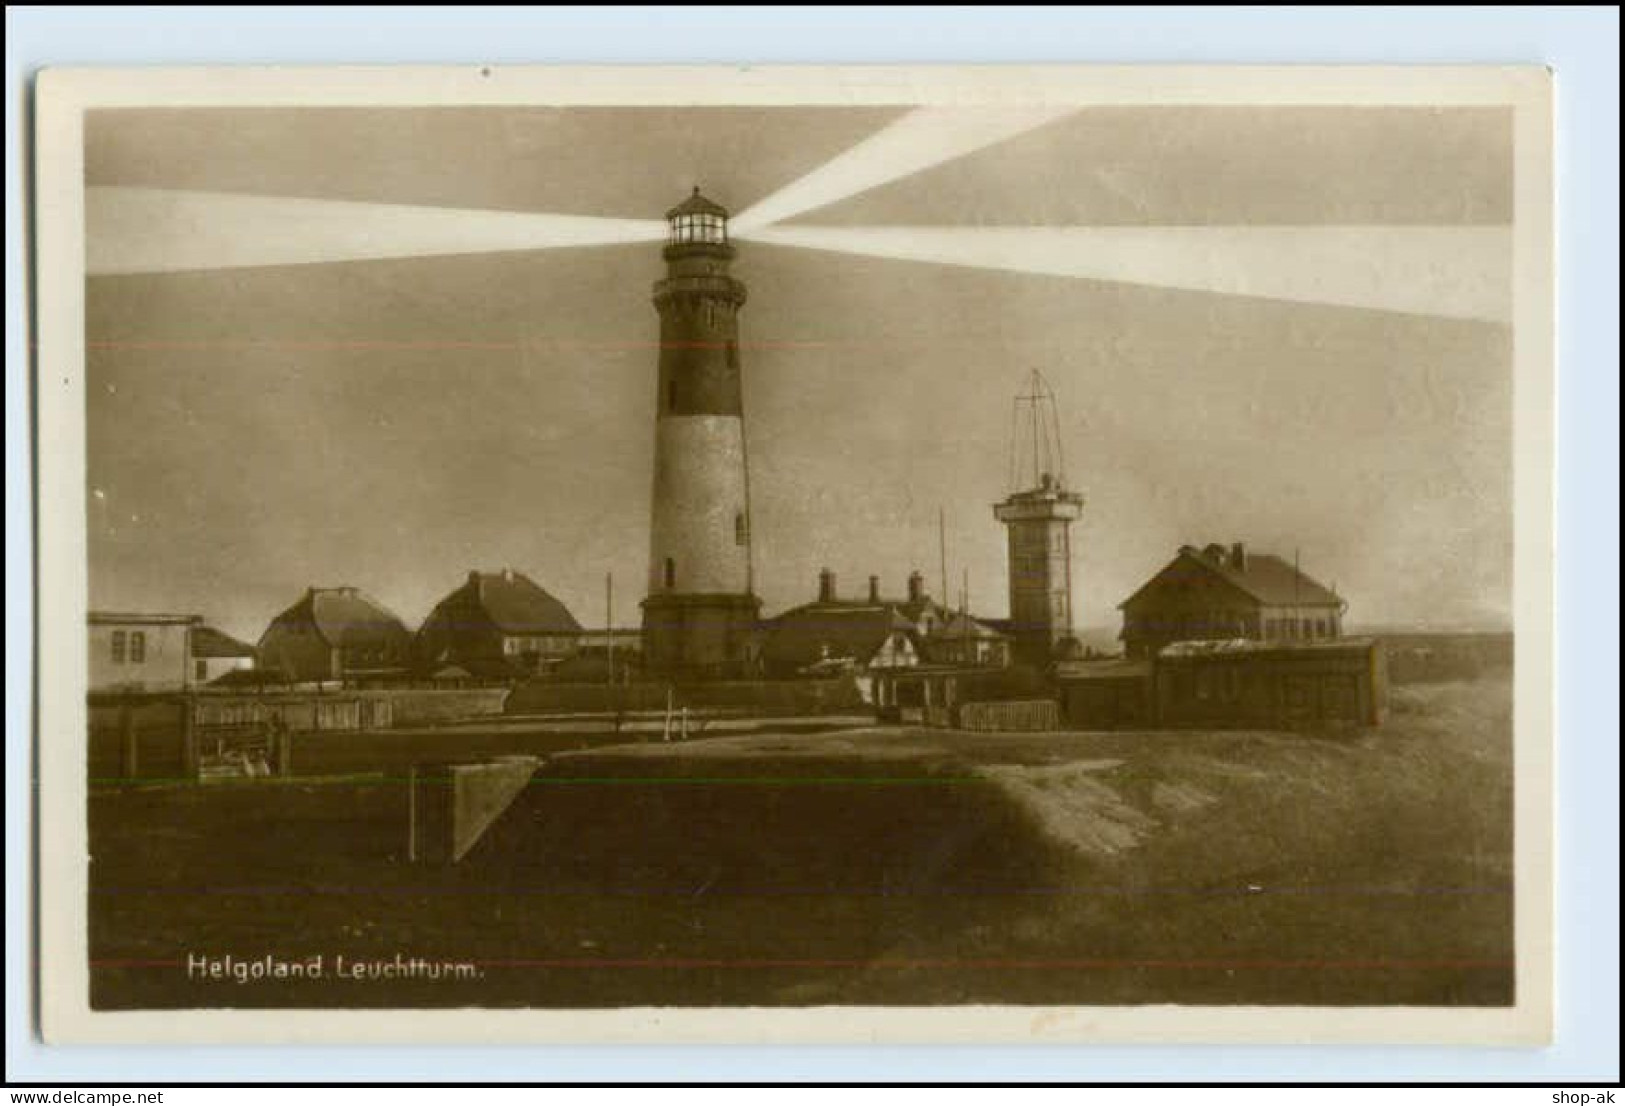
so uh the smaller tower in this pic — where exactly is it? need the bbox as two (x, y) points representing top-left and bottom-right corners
(994, 372), (1083, 667)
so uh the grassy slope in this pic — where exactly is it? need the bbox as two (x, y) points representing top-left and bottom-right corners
(87, 677), (1512, 1009)
(832, 678), (1513, 1005)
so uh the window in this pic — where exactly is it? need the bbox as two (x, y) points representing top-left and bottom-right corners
(111, 630), (126, 664)
(196, 660), (208, 681)
(670, 213), (726, 245)
(726, 340), (739, 371)
(130, 631), (146, 664)
(735, 511), (749, 547)
(664, 557), (676, 589)
(667, 378), (678, 412)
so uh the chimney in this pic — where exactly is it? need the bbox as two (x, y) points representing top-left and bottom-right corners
(1231, 542), (1248, 571)
(1202, 543), (1228, 565)
(868, 575), (880, 603)
(468, 570), (480, 585)
(818, 568), (836, 603)
(502, 567), (514, 582)
(908, 570), (925, 603)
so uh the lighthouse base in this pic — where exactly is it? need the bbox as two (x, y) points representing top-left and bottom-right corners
(640, 592), (763, 680)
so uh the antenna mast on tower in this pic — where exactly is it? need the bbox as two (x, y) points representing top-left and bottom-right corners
(1008, 369), (1068, 492)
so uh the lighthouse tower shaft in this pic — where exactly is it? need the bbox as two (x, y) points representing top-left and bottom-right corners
(640, 190), (761, 678)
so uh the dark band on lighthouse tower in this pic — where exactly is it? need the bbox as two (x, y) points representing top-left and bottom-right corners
(640, 188), (762, 677)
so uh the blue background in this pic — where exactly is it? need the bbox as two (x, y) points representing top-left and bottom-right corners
(6, 5), (1618, 1085)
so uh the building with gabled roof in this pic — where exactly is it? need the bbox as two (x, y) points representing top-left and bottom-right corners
(257, 586), (413, 684)
(760, 569), (925, 679)
(190, 624), (257, 686)
(1118, 542), (1348, 659)
(761, 604), (920, 678)
(416, 569), (583, 678)
(925, 610), (1013, 668)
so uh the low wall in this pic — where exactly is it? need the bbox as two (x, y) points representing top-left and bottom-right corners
(506, 678), (865, 717)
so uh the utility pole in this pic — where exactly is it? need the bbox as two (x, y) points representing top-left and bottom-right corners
(939, 506), (948, 604)
(606, 572), (614, 686)
(1294, 547), (1302, 639)
(607, 571), (621, 734)
(962, 567), (970, 663)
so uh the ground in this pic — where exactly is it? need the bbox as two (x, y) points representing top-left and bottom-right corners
(87, 674), (1513, 1009)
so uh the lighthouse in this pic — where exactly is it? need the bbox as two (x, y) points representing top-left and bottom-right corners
(640, 188), (762, 678)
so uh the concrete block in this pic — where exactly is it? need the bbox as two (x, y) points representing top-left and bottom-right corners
(409, 755), (539, 864)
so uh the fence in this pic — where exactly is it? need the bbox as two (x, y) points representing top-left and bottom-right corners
(192, 696), (393, 733)
(505, 678), (865, 717)
(953, 699), (1060, 733)
(357, 688), (507, 726)
(1153, 639), (1387, 728)
(90, 692), (405, 785)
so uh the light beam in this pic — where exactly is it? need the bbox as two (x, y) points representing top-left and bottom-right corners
(739, 224), (1511, 323)
(729, 105), (1078, 233)
(87, 187), (668, 276)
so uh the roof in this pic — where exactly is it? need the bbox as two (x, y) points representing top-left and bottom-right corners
(895, 595), (952, 625)
(665, 186), (728, 220)
(448, 655), (530, 680)
(576, 628), (641, 647)
(89, 611), (201, 626)
(1120, 547), (1343, 610)
(457, 571), (582, 635)
(190, 625), (256, 658)
(1158, 636), (1379, 660)
(1054, 658), (1152, 682)
(933, 611), (1010, 641)
(269, 587), (411, 649)
(205, 668), (290, 688)
(762, 604), (917, 670)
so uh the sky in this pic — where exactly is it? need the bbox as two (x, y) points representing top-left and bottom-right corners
(83, 104), (1515, 643)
